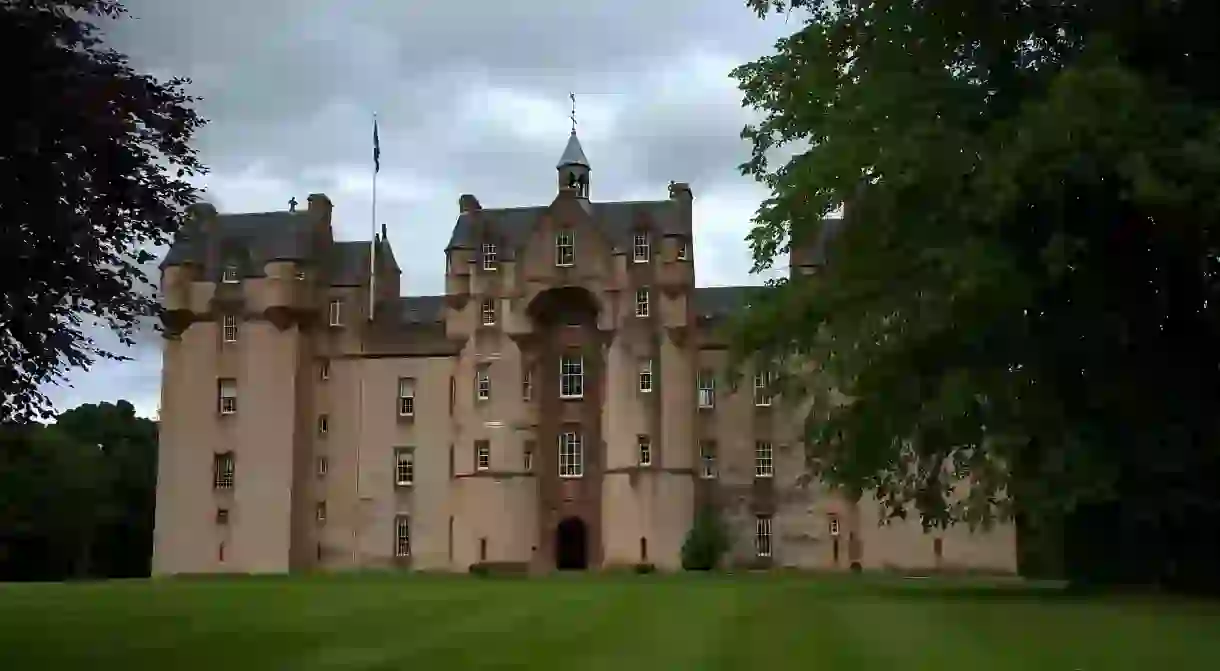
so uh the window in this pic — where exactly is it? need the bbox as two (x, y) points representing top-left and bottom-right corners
(700, 441), (717, 479)
(221, 264), (239, 283)
(316, 501), (327, 523)
(320, 359), (331, 381)
(633, 232), (650, 263)
(756, 516), (773, 558)
(635, 288), (650, 318)
(697, 369), (715, 409)
(482, 242), (498, 270)
(328, 299), (343, 327)
(559, 354), (583, 399)
(678, 240), (689, 260)
(481, 298), (497, 326)
(216, 508), (230, 525)
(222, 315), (238, 343)
(213, 452), (235, 489)
(218, 378), (237, 415)
(295, 270), (307, 281)
(395, 448), (414, 486)
(317, 414), (329, 436)
(555, 231), (575, 267)
(638, 359), (653, 393)
(521, 368), (533, 401)
(558, 431), (583, 477)
(523, 440), (535, 472)
(475, 440), (490, 470)
(753, 370), (774, 407)
(829, 517), (841, 537)
(637, 435), (652, 467)
(397, 377), (415, 417)
(395, 515), (411, 557)
(476, 365), (491, 401)
(317, 456), (328, 477)
(755, 441), (774, 478)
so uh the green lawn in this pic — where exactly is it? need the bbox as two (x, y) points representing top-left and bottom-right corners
(0, 573), (1217, 670)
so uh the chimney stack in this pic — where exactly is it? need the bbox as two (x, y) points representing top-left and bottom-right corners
(459, 194), (482, 213)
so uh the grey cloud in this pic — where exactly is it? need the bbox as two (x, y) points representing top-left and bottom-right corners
(104, 0), (789, 190)
(53, 0), (794, 415)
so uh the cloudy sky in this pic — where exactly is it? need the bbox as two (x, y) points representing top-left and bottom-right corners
(45, 0), (797, 418)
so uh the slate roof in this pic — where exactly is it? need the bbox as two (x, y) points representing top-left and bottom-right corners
(445, 200), (678, 259)
(380, 286), (756, 325)
(160, 209), (399, 285)
(394, 295), (446, 325)
(557, 132), (590, 168)
(328, 241), (374, 287)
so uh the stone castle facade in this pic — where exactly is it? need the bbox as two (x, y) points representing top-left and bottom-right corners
(152, 131), (1016, 574)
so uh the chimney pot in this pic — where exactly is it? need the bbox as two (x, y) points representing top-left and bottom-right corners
(668, 182), (693, 200)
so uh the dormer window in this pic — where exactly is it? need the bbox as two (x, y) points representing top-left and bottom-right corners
(482, 242), (498, 271)
(221, 264), (239, 283)
(633, 233), (650, 263)
(556, 231), (575, 267)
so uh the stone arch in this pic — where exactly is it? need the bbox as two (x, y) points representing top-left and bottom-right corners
(526, 286), (601, 328)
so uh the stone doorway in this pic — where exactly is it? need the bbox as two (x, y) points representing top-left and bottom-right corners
(555, 516), (588, 570)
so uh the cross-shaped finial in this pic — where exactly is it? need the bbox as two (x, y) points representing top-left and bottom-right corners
(569, 92), (577, 134)
(288, 196), (298, 212)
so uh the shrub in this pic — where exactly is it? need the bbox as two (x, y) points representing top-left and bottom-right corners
(468, 561), (529, 577)
(633, 563), (657, 574)
(681, 505), (729, 571)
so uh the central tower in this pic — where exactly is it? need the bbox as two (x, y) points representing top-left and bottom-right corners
(557, 131), (591, 199)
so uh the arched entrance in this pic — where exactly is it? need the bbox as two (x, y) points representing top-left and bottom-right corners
(555, 517), (588, 570)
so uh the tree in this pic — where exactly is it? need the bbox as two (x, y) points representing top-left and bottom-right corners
(0, 1), (205, 422)
(730, 0), (1220, 590)
(0, 401), (157, 581)
(55, 401), (158, 578)
(681, 505), (730, 571)
(0, 421), (106, 580)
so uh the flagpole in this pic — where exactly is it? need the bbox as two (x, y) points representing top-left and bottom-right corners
(368, 113), (378, 322)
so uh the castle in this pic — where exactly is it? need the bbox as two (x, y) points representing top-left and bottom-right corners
(152, 130), (1016, 574)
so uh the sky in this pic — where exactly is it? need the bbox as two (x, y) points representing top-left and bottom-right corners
(45, 0), (799, 419)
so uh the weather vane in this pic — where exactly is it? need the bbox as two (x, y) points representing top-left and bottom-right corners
(569, 92), (577, 134)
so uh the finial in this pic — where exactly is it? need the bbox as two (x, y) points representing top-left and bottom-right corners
(569, 92), (577, 135)
(288, 196), (298, 212)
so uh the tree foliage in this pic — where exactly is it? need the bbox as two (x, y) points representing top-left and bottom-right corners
(681, 505), (730, 571)
(0, 401), (157, 580)
(730, 0), (1220, 588)
(0, 0), (205, 421)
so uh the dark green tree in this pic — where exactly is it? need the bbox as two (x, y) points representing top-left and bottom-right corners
(0, 422), (105, 580)
(730, 0), (1220, 590)
(681, 505), (730, 571)
(55, 401), (158, 578)
(0, 0), (205, 422)
(0, 401), (157, 581)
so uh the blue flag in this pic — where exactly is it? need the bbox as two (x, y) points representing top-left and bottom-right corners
(373, 117), (381, 173)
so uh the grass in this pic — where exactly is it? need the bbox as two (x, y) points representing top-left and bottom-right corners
(0, 573), (1217, 670)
